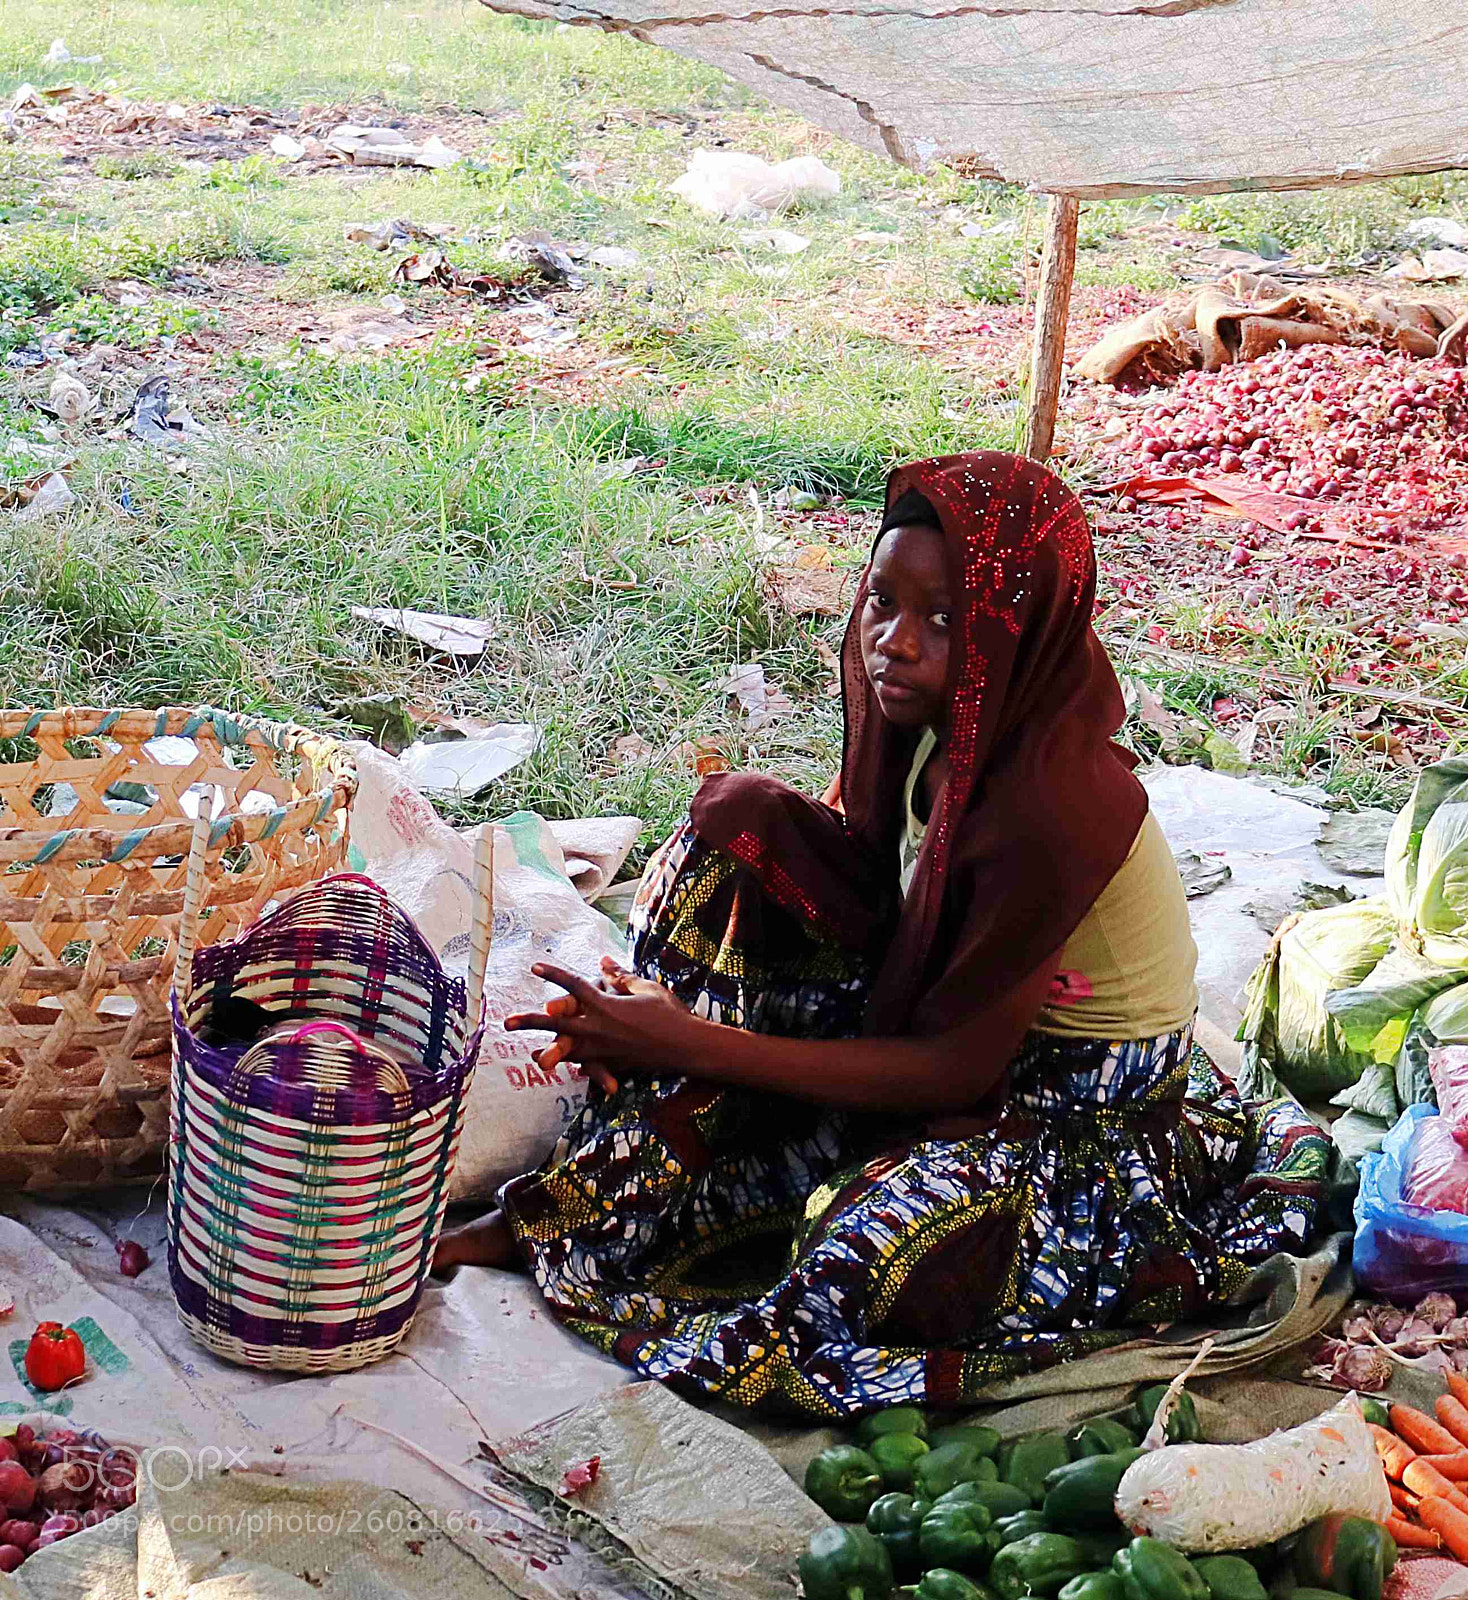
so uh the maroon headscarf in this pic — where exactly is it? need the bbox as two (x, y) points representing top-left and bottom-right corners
(692, 451), (1147, 1040)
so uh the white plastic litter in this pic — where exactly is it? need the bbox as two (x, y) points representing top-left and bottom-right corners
(351, 604), (493, 657)
(742, 227), (811, 254)
(347, 743), (639, 1197)
(270, 132), (307, 161)
(1142, 766), (1359, 1030)
(398, 724), (539, 797)
(1114, 1396), (1390, 1551)
(669, 150), (840, 219)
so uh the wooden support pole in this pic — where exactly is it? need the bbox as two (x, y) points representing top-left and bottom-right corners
(1024, 193), (1080, 463)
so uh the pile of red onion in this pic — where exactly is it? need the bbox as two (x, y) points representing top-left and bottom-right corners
(1105, 346), (1468, 531)
(0, 1425), (136, 1570)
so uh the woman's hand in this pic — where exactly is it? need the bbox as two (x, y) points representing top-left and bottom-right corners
(506, 957), (693, 1095)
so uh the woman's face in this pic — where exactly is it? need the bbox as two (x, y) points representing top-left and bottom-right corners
(859, 522), (953, 731)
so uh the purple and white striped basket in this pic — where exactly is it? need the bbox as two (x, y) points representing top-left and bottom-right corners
(166, 823), (493, 1373)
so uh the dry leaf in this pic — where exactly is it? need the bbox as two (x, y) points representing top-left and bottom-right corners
(812, 635), (843, 697)
(767, 548), (850, 617)
(609, 733), (657, 767)
(715, 662), (795, 730)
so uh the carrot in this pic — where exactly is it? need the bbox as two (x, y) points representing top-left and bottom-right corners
(1370, 1423), (1418, 1480)
(1391, 1403), (1464, 1457)
(1385, 1514), (1443, 1551)
(1419, 1497), (1468, 1561)
(1447, 1372), (1468, 1410)
(1419, 1453), (1468, 1481)
(1437, 1394), (1468, 1450)
(1403, 1457), (1468, 1514)
(1389, 1481), (1420, 1514)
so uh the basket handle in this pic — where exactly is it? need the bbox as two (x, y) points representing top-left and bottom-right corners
(285, 1020), (373, 1051)
(466, 826), (494, 1027)
(172, 813), (212, 998)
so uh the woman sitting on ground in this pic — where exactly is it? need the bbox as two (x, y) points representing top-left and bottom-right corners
(434, 450), (1328, 1417)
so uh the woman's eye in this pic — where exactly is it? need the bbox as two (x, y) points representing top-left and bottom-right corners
(868, 591), (892, 608)
(932, 611), (951, 628)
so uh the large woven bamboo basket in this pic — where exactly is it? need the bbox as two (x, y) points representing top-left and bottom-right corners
(0, 707), (356, 1194)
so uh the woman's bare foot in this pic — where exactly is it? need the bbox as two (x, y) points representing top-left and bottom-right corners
(432, 1209), (518, 1274)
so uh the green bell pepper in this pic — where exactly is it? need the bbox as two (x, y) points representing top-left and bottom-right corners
(1067, 1420), (1140, 1460)
(1292, 1517), (1397, 1600)
(1042, 1450), (1144, 1532)
(920, 1502), (994, 1575)
(1005, 1433), (1073, 1506)
(799, 1525), (894, 1600)
(1113, 1538), (1208, 1600)
(1357, 1399), (1390, 1431)
(871, 1432), (933, 1493)
(930, 1482), (1033, 1524)
(1130, 1386), (1202, 1444)
(929, 1425), (1002, 1459)
(807, 1445), (887, 1522)
(989, 1534), (1092, 1599)
(860, 1407), (931, 1445)
(990, 1511), (1051, 1549)
(911, 1570), (1001, 1600)
(1070, 1535), (1130, 1569)
(1193, 1556), (1269, 1600)
(915, 1443), (1001, 1503)
(1059, 1574), (1126, 1600)
(868, 1494), (925, 1578)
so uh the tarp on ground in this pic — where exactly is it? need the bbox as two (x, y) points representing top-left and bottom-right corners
(474, 0), (1468, 200)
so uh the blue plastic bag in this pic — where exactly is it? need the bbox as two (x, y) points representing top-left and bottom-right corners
(1355, 1103), (1468, 1300)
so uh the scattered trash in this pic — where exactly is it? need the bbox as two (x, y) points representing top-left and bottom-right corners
(1403, 217), (1468, 250)
(668, 150), (840, 220)
(398, 723), (540, 798)
(325, 124), (461, 170)
(42, 40), (101, 68)
(128, 375), (214, 449)
(1318, 808), (1397, 876)
(344, 218), (453, 251)
(351, 605), (493, 657)
(48, 371), (93, 425)
(11, 472), (75, 525)
(270, 133), (307, 162)
(586, 245), (640, 270)
(1385, 248), (1468, 283)
(740, 227), (810, 255)
(503, 230), (583, 288)
(1174, 849), (1232, 899)
(715, 662), (795, 730)
(848, 230), (901, 247)
(394, 249), (454, 287)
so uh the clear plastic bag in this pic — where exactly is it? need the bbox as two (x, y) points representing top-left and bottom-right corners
(1403, 1112), (1468, 1212)
(1356, 1104), (1468, 1299)
(1430, 1043), (1468, 1147)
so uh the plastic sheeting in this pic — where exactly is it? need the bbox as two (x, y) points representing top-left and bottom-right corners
(473, 0), (1468, 199)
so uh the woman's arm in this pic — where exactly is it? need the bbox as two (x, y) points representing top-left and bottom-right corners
(506, 951), (1062, 1115)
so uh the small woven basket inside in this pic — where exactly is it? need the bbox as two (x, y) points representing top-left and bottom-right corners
(168, 845), (492, 1374)
(0, 707), (355, 1195)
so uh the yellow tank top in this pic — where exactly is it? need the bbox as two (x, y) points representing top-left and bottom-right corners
(901, 740), (1197, 1041)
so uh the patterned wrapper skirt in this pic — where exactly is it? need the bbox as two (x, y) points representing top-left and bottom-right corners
(500, 821), (1330, 1418)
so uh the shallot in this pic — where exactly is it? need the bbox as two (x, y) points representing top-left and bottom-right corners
(115, 1240), (148, 1278)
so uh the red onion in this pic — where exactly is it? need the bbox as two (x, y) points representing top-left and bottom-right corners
(116, 1240), (148, 1278)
